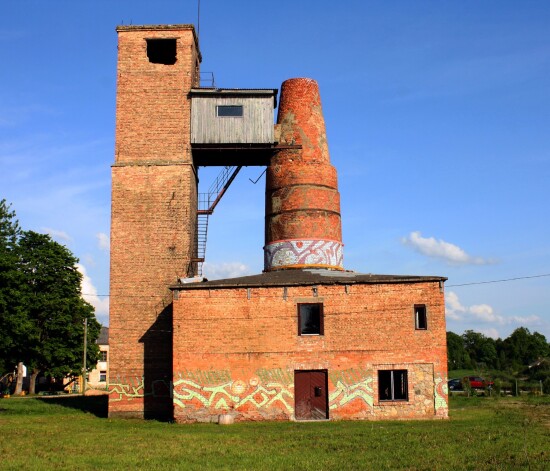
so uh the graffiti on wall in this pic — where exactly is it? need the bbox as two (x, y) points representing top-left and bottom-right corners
(434, 373), (448, 414)
(109, 376), (171, 402)
(264, 239), (344, 270)
(172, 368), (375, 414)
(329, 377), (374, 410)
(173, 370), (294, 412)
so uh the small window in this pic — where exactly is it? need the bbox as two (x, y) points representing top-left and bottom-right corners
(100, 351), (108, 362)
(217, 105), (243, 117)
(99, 371), (107, 382)
(415, 304), (427, 330)
(298, 303), (323, 335)
(146, 39), (177, 65)
(379, 370), (408, 401)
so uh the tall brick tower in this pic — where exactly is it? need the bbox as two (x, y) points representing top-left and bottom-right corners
(265, 78), (344, 271)
(109, 25), (200, 419)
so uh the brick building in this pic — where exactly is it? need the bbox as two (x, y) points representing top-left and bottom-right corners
(109, 24), (448, 421)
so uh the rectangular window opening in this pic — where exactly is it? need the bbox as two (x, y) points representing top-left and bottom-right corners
(100, 351), (108, 362)
(146, 38), (177, 65)
(216, 105), (243, 117)
(99, 371), (107, 382)
(415, 304), (427, 330)
(378, 369), (408, 401)
(298, 303), (323, 336)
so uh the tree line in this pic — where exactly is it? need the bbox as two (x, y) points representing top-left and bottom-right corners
(447, 327), (550, 378)
(0, 199), (100, 394)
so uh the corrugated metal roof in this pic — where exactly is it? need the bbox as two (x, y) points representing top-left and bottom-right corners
(190, 88), (278, 107)
(171, 268), (446, 291)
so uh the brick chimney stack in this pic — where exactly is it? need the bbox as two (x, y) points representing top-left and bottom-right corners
(264, 78), (343, 271)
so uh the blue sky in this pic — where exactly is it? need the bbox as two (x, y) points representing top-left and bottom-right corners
(1, 1), (549, 339)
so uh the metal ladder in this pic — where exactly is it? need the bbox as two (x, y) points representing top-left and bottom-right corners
(192, 165), (242, 277)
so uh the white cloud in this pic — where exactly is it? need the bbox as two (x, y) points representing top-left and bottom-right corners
(96, 232), (109, 251)
(401, 231), (493, 265)
(469, 304), (504, 323)
(445, 291), (542, 337)
(42, 227), (72, 242)
(478, 327), (500, 340)
(444, 291), (466, 320)
(202, 262), (252, 280)
(77, 263), (109, 323)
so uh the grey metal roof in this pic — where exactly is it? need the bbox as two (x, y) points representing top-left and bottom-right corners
(190, 88), (278, 107)
(96, 326), (109, 345)
(171, 268), (446, 291)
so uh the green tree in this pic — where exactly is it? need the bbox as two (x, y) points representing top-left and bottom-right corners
(462, 330), (498, 369)
(501, 327), (550, 370)
(17, 231), (101, 393)
(446, 331), (466, 370)
(0, 199), (27, 376)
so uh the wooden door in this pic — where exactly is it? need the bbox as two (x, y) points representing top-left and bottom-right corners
(294, 370), (328, 420)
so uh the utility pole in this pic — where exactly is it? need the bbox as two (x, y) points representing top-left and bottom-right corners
(82, 317), (87, 394)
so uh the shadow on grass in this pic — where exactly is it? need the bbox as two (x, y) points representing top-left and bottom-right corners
(37, 394), (108, 418)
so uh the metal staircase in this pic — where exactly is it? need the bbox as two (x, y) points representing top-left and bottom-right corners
(192, 165), (242, 277)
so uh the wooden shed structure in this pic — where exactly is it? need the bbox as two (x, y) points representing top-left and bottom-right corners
(190, 88), (277, 145)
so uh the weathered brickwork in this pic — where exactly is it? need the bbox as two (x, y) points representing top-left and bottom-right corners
(109, 25), (200, 419)
(172, 280), (448, 422)
(108, 25), (449, 423)
(265, 78), (343, 270)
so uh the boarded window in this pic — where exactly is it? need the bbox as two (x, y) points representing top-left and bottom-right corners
(379, 370), (408, 401)
(146, 39), (177, 65)
(298, 303), (323, 335)
(415, 304), (427, 330)
(216, 105), (243, 117)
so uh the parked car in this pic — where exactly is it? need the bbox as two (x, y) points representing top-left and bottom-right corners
(464, 376), (494, 389)
(448, 378), (463, 391)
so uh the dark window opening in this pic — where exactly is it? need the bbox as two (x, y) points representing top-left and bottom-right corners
(298, 303), (323, 335)
(217, 105), (243, 117)
(100, 351), (108, 362)
(146, 39), (177, 65)
(99, 371), (107, 382)
(378, 370), (408, 401)
(415, 304), (427, 330)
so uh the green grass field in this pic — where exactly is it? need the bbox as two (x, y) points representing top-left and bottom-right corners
(0, 395), (549, 470)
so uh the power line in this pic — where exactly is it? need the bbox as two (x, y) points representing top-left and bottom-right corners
(447, 273), (550, 287)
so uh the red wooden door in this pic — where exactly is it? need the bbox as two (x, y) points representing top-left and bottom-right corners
(294, 370), (328, 420)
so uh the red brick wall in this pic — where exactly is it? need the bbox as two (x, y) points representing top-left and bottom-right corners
(172, 281), (448, 422)
(109, 25), (199, 419)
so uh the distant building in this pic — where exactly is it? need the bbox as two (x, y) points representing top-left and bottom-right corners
(87, 326), (109, 390)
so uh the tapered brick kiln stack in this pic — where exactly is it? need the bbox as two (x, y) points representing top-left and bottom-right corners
(265, 78), (343, 271)
(110, 24), (448, 423)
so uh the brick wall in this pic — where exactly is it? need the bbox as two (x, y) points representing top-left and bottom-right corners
(172, 280), (448, 422)
(109, 25), (199, 419)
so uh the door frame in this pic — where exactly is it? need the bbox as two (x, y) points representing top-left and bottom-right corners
(294, 369), (329, 421)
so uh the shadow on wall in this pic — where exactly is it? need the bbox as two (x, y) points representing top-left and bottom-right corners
(139, 305), (173, 421)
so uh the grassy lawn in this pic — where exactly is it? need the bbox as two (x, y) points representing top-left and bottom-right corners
(0, 395), (549, 470)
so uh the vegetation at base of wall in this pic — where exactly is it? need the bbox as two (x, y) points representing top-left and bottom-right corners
(0, 396), (549, 470)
